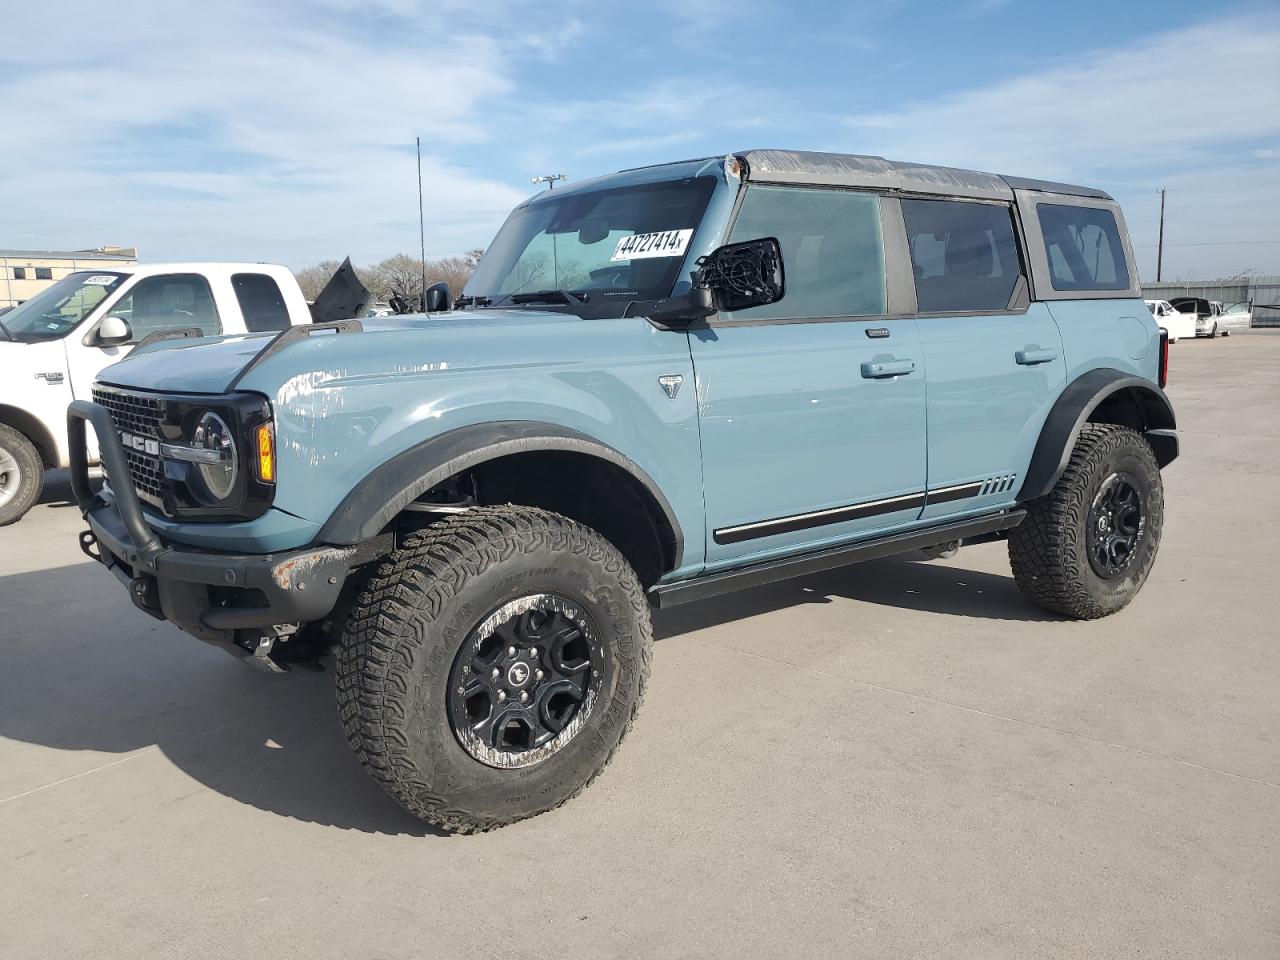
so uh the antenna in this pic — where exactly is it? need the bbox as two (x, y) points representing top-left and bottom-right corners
(417, 136), (427, 307)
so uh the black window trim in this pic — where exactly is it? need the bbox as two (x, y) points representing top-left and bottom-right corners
(1012, 189), (1143, 302)
(705, 181), (1034, 328)
(899, 193), (1032, 319)
(707, 181), (908, 329)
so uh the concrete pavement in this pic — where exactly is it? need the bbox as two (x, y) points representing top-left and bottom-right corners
(1, 332), (1277, 959)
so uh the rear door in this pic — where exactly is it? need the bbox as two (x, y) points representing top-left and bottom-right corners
(689, 184), (927, 568)
(904, 197), (1066, 520)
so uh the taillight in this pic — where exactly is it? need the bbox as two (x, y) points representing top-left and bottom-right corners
(1158, 328), (1169, 388)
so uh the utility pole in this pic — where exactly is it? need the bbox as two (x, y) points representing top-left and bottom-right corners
(532, 174), (567, 191)
(1156, 188), (1166, 283)
(417, 137), (427, 307)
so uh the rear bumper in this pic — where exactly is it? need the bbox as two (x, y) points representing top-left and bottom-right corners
(69, 399), (353, 655)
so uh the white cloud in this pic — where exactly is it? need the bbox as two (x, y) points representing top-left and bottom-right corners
(839, 13), (1280, 277)
(0, 2), (541, 266)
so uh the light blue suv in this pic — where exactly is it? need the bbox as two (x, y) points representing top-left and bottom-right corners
(70, 150), (1177, 831)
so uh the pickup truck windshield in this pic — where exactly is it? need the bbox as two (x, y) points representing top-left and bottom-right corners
(2, 271), (126, 342)
(466, 176), (717, 313)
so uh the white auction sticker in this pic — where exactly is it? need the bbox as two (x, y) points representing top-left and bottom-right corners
(83, 275), (118, 285)
(610, 228), (693, 262)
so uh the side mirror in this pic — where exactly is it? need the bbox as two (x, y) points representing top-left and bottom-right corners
(646, 237), (786, 325)
(96, 315), (132, 346)
(424, 282), (451, 312)
(698, 237), (785, 313)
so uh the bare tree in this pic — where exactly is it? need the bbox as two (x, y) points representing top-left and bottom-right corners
(294, 259), (343, 301)
(294, 249), (486, 308)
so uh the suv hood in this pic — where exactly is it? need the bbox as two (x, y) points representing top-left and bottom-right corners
(94, 309), (580, 395)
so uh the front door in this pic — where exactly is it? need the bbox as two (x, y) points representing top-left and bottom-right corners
(900, 197), (1065, 521)
(690, 184), (927, 568)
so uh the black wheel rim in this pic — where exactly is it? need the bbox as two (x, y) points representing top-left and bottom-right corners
(1086, 472), (1145, 580)
(447, 594), (603, 769)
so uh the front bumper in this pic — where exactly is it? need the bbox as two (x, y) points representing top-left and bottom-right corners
(69, 399), (353, 657)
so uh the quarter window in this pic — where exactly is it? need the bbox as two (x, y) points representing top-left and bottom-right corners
(902, 199), (1023, 313)
(1036, 203), (1130, 291)
(232, 273), (291, 332)
(109, 274), (222, 342)
(725, 185), (886, 321)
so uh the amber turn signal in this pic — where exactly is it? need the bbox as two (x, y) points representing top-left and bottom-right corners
(255, 423), (275, 483)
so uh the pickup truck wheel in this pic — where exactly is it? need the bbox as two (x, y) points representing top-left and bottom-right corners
(1008, 424), (1163, 619)
(335, 505), (652, 833)
(0, 425), (43, 526)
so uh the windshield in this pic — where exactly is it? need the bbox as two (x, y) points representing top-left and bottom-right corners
(465, 176), (718, 313)
(2, 272), (127, 342)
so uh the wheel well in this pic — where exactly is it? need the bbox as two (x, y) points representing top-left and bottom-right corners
(422, 451), (677, 587)
(0, 404), (57, 468)
(1086, 386), (1177, 467)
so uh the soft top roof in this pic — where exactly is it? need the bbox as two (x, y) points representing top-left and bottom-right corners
(736, 149), (1111, 201)
(517, 149), (1112, 208)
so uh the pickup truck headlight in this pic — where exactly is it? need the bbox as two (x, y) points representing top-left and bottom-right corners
(192, 412), (238, 501)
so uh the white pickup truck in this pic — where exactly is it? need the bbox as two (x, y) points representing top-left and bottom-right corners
(0, 260), (368, 524)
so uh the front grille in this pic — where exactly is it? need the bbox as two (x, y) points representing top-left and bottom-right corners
(92, 386), (166, 509)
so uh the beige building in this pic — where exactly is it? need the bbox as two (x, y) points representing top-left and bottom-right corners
(1, 246), (138, 309)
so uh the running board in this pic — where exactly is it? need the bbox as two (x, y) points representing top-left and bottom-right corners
(648, 510), (1025, 609)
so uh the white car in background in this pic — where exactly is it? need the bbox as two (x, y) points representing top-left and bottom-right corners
(1220, 301), (1254, 334)
(1146, 299), (1194, 342)
(0, 260), (369, 525)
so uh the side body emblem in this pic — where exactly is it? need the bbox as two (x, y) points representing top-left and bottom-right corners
(658, 375), (683, 399)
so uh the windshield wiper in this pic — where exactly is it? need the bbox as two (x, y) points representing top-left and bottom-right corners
(506, 289), (589, 306)
(454, 295), (491, 308)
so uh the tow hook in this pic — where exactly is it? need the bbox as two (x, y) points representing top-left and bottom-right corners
(242, 624), (304, 674)
(129, 576), (164, 619)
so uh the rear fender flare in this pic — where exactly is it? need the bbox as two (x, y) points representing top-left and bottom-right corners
(1018, 369), (1177, 501)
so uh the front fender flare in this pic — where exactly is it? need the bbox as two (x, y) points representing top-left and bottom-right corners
(1018, 369), (1177, 501)
(315, 420), (684, 567)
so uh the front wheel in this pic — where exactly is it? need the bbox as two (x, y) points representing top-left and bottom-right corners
(1008, 424), (1163, 619)
(335, 506), (652, 833)
(1209, 322), (1219, 338)
(0, 425), (44, 526)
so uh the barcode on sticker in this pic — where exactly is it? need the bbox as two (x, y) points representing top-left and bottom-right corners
(611, 229), (693, 262)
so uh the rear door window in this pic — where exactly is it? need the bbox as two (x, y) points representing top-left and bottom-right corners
(1036, 203), (1130, 291)
(725, 185), (886, 321)
(232, 273), (292, 332)
(109, 274), (222, 341)
(901, 198), (1023, 313)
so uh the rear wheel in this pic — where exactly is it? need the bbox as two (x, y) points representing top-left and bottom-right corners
(1009, 424), (1163, 619)
(1209, 322), (1219, 338)
(335, 506), (652, 833)
(0, 425), (43, 526)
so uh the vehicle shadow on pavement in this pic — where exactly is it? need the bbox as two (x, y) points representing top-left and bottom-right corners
(0, 563), (443, 837)
(652, 551), (1061, 640)
(37, 468), (95, 508)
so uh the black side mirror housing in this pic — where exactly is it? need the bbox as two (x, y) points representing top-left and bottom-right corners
(425, 282), (451, 312)
(646, 237), (785, 325)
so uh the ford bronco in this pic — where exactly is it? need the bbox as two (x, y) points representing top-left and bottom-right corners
(69, 150), (1177, 832)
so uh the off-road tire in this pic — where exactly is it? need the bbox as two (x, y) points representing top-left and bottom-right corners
(335, 506), (652, 833)
(0, 425), (43, 526)
(1009, 424), (1163, 619)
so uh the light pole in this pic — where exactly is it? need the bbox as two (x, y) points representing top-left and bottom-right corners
(1157, 188), (1166, 283)
(532, 174), (567, 191)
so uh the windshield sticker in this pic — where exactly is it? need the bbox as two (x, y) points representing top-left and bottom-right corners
(610, 229), (694, 262)
(83, 275), (118, 285)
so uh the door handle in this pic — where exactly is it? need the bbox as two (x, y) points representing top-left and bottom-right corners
(861, 359), (915, 379)
(1015, 347), (1058, 365)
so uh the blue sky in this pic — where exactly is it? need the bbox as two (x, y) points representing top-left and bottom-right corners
(2, 0), (1277, 280)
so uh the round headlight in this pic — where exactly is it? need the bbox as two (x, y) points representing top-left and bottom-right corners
(193, 412), (238, 501)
